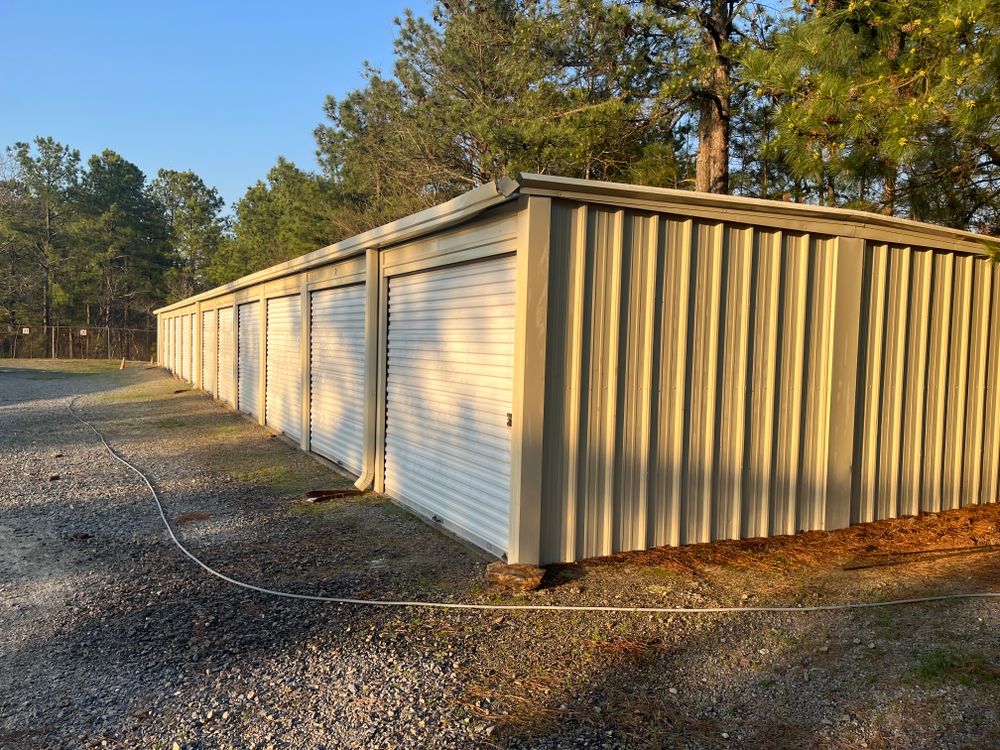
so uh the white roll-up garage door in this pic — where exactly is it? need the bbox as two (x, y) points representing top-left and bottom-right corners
(181, 314), (191, 381)
(265, 295), (302, 440)
(384, 255), (516, 555)
(164, 318), (171, 373)
(238, 302), (261, 418)
(310, 284), (365, 475)
(217, 307), (235, 406)
(202, 309), (217, 396)
(190, 314), (196, 383)
(172, 317), (180, 374)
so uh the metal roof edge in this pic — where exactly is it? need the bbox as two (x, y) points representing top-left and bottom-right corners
(515, 173), (998, 255)
(155, 178), (520, 315)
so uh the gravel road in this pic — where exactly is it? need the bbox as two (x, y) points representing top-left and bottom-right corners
(2, 361), (1000, 750)
(0, 363), (493, 750)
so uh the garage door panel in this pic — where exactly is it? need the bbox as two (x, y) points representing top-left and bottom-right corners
(238, 302), (261, 418)
(218, 307), (235, 406)
(386, 411), (513, 459)
(181, 315), (190, 381)
(390, 262), (515, 294)
(385, 464), (510, 527)
(384, 323), (514, 339)
(386, 392), (510, 436)
(387, 294), (516, 314)
(165, 320), (172, 373)
(386, 393), (510, 432)
(386, 308), (516, 327)
(190, 315), (196, 382)
(387, 356), (514, 382)
(310, 284), (366, 475)
(388, 376), (513, 405)
(202, 310), (217, 395)
(388, 345), (515, 365)
(266, 295), (302, 441)
(384, 255), (515, 556)
(387, 449), (511, 505)
(380, 430), (510, 482)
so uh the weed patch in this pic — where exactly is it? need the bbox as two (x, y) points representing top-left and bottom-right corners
(914, 647), (1000, 687)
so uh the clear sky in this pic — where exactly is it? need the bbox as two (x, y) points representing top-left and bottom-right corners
(0, 0), (432, 209)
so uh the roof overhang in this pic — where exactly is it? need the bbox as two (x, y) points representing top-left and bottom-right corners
(157, 172), (997, 316)
(155, 177), (519, 314)
(515, 173), (997, 256)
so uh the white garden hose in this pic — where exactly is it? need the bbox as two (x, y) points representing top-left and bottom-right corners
(68, 396), (1000, 615)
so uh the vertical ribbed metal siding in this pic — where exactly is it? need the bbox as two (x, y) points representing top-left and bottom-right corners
(265, 295), (302, 440)
(238, 302), (261, 418)
(384, 256), (516, 556)
(217, 307), (235, 406)
(853, 245), (1000, 520)
(202, 309), (217, 396)
(541, 202), (853, 563)
(310, 285), (366, 475)
(181, 314), (191, 381)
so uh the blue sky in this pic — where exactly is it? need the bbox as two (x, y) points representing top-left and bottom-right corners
(0, 0), (432, 208)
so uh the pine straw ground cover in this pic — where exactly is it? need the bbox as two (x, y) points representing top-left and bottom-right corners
(468, 506), (1000, 749)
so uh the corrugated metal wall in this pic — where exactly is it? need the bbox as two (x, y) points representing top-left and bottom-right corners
(154, 187), (999, 566)
(539, 201), (1000, 564)
(853, 245), (1000, 521)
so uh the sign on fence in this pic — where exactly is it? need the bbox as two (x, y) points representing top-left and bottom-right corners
(2, 325), (156, 361)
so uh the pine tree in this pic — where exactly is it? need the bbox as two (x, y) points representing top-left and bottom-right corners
(746, 0), (1000, 231)
(151, 170), (228, 301)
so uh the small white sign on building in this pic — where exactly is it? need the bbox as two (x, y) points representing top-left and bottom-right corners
(79, 329), (88, 336)
(21, 327), (29, 335)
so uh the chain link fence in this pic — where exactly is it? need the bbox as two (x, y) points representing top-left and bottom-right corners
(1, 325), (157, 361)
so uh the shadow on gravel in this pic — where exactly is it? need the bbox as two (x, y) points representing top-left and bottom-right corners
(3, 365), (497, 746)
(7, 363), (1000, 749)
(487, 539), (1000, 749)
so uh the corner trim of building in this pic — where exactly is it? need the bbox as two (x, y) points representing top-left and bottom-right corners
(508, 195), (552, 564)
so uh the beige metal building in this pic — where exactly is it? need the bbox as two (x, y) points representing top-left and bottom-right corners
(155, 175), (1000, 565)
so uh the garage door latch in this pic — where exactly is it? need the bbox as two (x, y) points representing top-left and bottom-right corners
(506, 413), (512, 428)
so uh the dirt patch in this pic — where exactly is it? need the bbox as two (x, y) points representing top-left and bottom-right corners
(173, 511), (213, 525)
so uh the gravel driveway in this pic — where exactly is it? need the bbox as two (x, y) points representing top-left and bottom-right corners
(2, 361), (1000, 750)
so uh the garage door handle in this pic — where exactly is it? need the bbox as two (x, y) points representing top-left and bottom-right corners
(507, 413), (512, 428)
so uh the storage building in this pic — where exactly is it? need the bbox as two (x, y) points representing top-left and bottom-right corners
(155, 175), (1000, 565)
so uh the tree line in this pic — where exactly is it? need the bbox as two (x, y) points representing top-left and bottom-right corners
(0, 139), (227, 339)
(3, 0), (997, 339)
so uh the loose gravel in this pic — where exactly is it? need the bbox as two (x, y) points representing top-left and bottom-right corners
(2, 361), (1000, 750)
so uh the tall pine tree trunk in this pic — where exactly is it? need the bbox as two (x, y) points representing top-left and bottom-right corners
(695, 65), (730, 194)
(695, 0), (731, 195)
